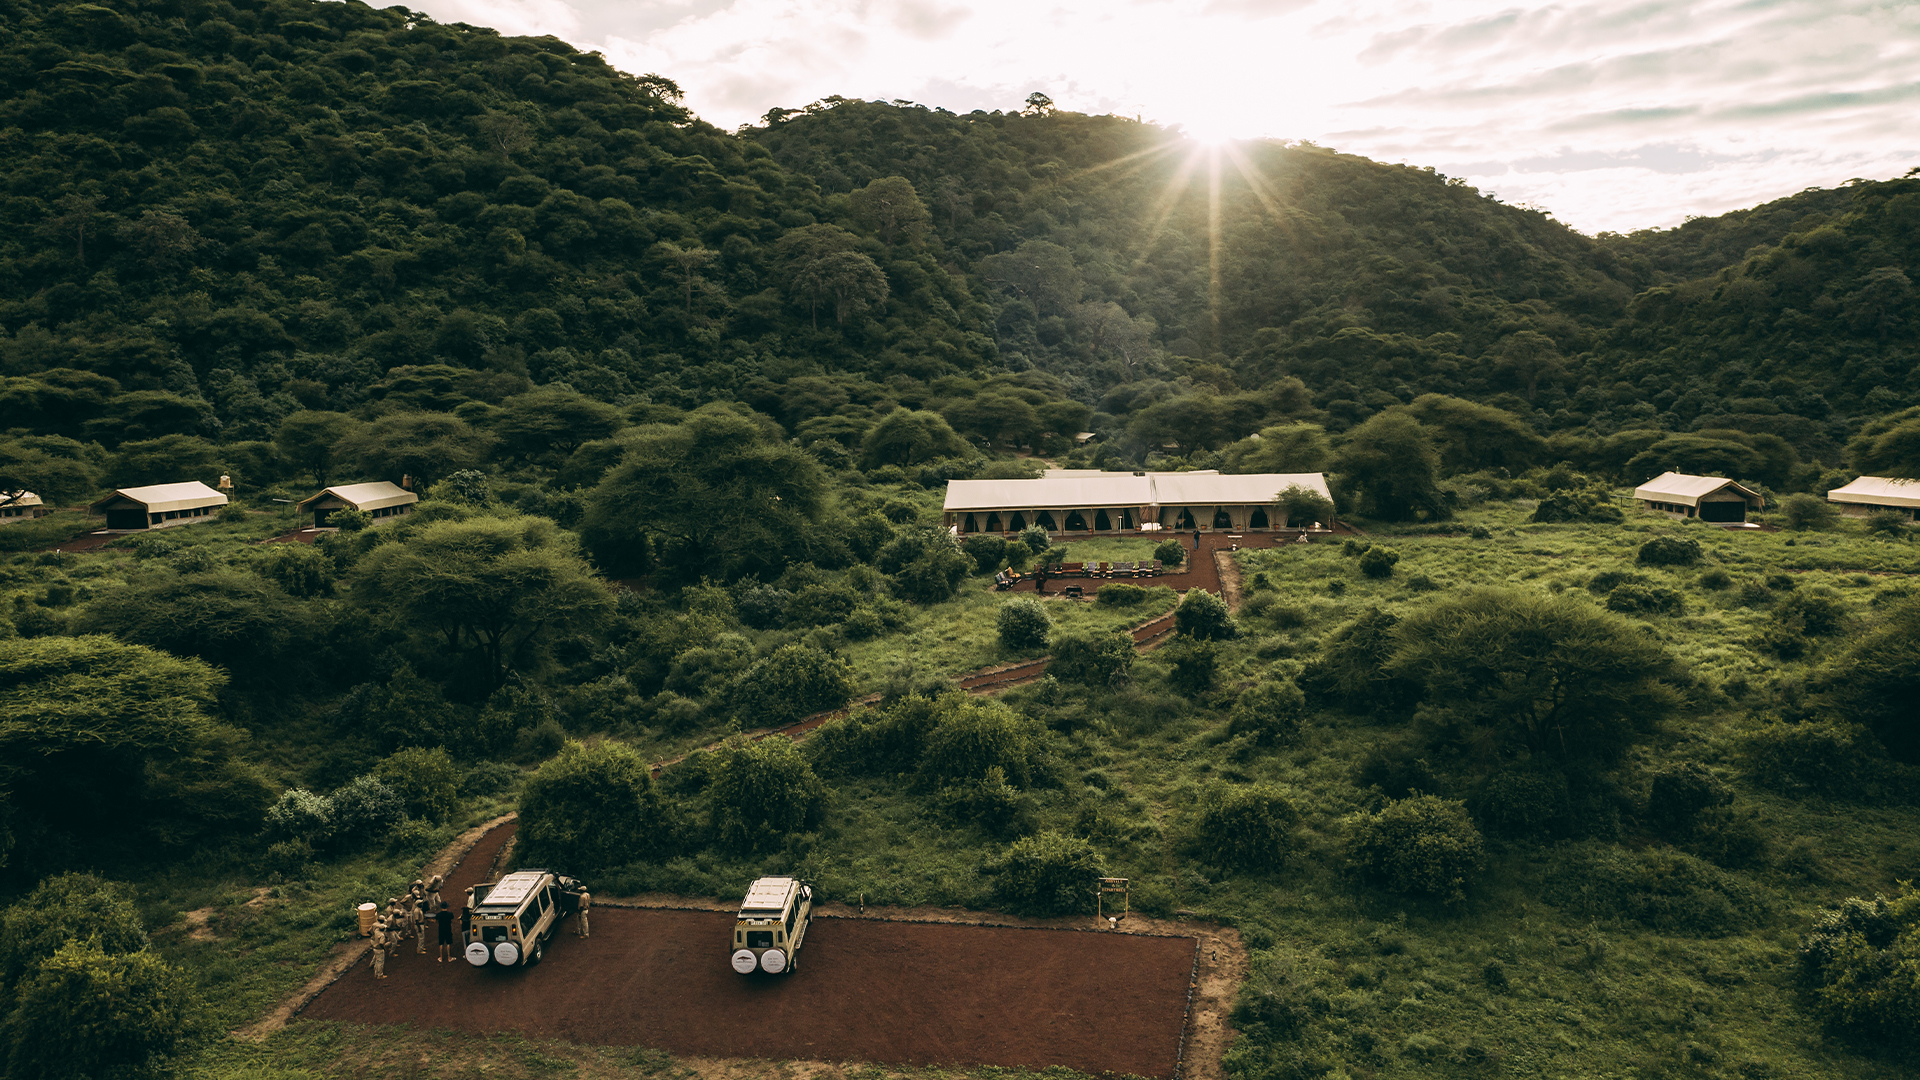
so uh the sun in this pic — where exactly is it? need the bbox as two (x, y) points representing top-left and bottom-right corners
(1179, 118), (1240, 147)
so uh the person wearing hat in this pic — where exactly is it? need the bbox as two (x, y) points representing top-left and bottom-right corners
(370, 918), (390, 979)
(575, 889), (592, 938)
(426, 874), (444, 912)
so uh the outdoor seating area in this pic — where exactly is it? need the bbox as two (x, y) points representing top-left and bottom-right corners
(997, 560), (1165, 590)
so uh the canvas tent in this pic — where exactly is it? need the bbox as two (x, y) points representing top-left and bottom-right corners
(0, 491), (46, 525)
(295, 481), (419, 528)
(943, 471), (1332, 534)
(1825, 476), (1920, 520)
(88, 482), (228, 531)
(1632, 472), (1764, 523)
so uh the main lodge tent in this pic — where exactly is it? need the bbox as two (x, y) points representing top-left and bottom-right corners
(0, 491), (46, 525)
(295, 481), (419, 528)
(88, 482), (228, 531)
(943, 471), (1332, 534)
(1826, 476), (1920, 520)
(1632, 471), (1764, 524)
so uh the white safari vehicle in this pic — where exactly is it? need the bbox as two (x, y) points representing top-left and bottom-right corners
(464, 869), (582, 968)
(729, 876), (813, 975)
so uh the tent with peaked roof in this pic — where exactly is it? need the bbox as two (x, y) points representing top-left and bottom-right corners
(1632, 471), (1763, 524)
(1826, 476), (1920, 520)
(88, 482), (228, 531)
(296, 481), (419, 528)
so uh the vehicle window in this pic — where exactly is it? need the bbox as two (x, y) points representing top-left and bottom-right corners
(746, 930), (773, 949)
(786, 904), (796, 935)
(519, 905), (539, 939)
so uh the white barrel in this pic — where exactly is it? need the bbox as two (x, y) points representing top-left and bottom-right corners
(357, 903), (377, 936)
(493, 941), (520, 966)
(759, 948), (786, 974)
(464, 942), (491, 966)
(731, 949), (758, 974)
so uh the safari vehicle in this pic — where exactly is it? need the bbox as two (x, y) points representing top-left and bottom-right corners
(464, 869), (583, 968)
(729, 876), (814, 975)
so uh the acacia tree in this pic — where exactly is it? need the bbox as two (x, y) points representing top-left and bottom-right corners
(275, 410), (361, 486)
(1333, 411), (1449, 521)
(1384, 588), (1682, 763)
(849, 176), (932, 247)
(353, 514), (612, 690)
(580, 404), (828, 581)
(332, 410), (488, 490)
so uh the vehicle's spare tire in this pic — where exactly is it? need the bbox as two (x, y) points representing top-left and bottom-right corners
(464, 942), (491, 966)
(760, 948), (787, 974)
(731, 949), (758, 974)
(494, 941), (520, 966)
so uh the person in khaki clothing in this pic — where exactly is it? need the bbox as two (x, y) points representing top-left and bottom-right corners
(575, 889), (591, 938)
(370, 918), (390, 979)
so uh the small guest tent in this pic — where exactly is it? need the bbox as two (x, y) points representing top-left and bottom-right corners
(296, 481), (419, 528)
(88, 482), (228, 531)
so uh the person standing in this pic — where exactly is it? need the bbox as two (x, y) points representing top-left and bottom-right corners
(436, 901), (455, 963)
(370, 918), (389, 979)
(426, 874), (444, 912)
(575, 889), (592, 938)
(413, 897), (429, 954)
(1193, 528), (1202, 551)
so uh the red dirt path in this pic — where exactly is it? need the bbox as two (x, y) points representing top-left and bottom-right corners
(300, 824), (1199, 1077)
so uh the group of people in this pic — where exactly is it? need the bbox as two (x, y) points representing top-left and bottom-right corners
(367, 873), (459, 978)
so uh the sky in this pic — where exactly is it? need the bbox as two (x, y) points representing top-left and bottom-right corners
(402, 0), (1920, 235)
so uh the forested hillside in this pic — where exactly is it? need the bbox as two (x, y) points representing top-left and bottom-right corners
(1, 3), (1919, 1079)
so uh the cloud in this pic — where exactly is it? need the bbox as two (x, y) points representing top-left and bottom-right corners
(420, 0), (584, 38)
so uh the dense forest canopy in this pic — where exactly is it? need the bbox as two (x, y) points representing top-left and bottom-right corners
(0, 0), (1916, 510)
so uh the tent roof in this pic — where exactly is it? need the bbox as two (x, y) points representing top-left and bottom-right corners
(89, 481), (228, 515)
(1632, 471), (1762, 507)
(944, 472), (1331, 512)
(1827, 475), (1920, 509)
(296, 481), (418, 513)
(2, 491), (42, 508)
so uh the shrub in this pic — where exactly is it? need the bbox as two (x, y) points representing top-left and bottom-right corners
(935, 766), (1032, 839)
(1225, 678), (1307, 747)
(331, 507), (373, 532)
(1781, 492), (1840, 531)
(0, 873), (149, 997)
(1049, 631), (1134, 688)
(1471, 768), (1570, 840)
(1745, 719), (1883, 795)
(371, 746), (462, 824)
(732, 583), (790, 629)
(962, 533), (1010, 573)
(1160, 637), (1217, 695)
(460, 760), (521, 797)
(1865, 510), (1910, 538)
(1606, 581), (1685, 616)
(1174, 588), (1236, 640)
(1801, 885), (1920, 1045)
(518, 740), (665, 871)
(997, 596), (1052, 651)
(1776, 588), (1848, 637)
(1347, 795), (1485, 902)
(257, 543), (333, 598)
(1697, 568), (1733, 590)
(1468, 524), (1493, 540)
(327, 774), (405, 844)
(919, 697), (1042, 786)
(1018, 524), (1051, 553)
(877, 526), (973, 603)
(1646, 761), (1732, 835)
(4, 939), (206, 1080)
(1530, 489), (1624, 524)
(730, 643), (855, 728)
(995, 831), (1103, 915)
(1550, 844), (1767, 936)
(1809, 597), (1920, 763)
(1153, 538), (1186, 568)
(1358, 546), (1401, 578)
(263, 788), (334, 848)
(1192, 782), (1300, 871)
(1637, 536), (1703, 566)
(1096, 583), (1149, 606)
(707, 734), (828, 852)
(1275, 484), (1336, 528)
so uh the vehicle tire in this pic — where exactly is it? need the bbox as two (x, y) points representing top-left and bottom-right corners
(529, 938), (544, 966)
(786, 952), (798, 975)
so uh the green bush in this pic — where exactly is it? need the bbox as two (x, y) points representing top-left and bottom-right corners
(1781, 492), (1840, 531)
(1775, 588), (1849, 637)
(1160, 636), (1217, 695)
(1745, 718), (1884, 796)
(1096, 583), (1149, 606)
(919, 697), (1042, 786)
(1049, 631), (1135, 688)
(1637, 536), (1703, 566)
(706, 734), (828, 852)
(1470, 768), (1570, 840)
(876, 525), (972, 603)
(1225, 678), (1307, 747)
(371, 746), (462, 824)
(995, 830), (1103, 915)
(331, 507), (373, 532)
(1358, 546), (1400, 578)
(1809, 597), (1920, 764)
(997, 596), (1052, 651)
(730, 642), (855, 728)
(1018, 524), (1051, 553)
(1153, 538), (1186, 568)
(1697, 568), (1733, 590)
(327, 774), (405, 844)
(1550, 844), (1767, 936)
(0, 873), (149, 998)
(1347, 794), (1485, 902)
(1192, 782), (1300, 871)
(518, 740), (666, 872)
(4, 939), (206, 1080)
(1801, 885), (1920, 1045)
(805, 694), (946, 778)
(785, 583), (860, 627)
(1174, 588), (1236, 640)
(962, 533), (1010, 572)
(1605, 581), (1685, 615)
(1865, 510), (1910, 538)
(1646, 761), (1733, 835)
(935, 766), (1033, 839)
(256, 543), (333, 598)
(263, 787), (334, 849)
